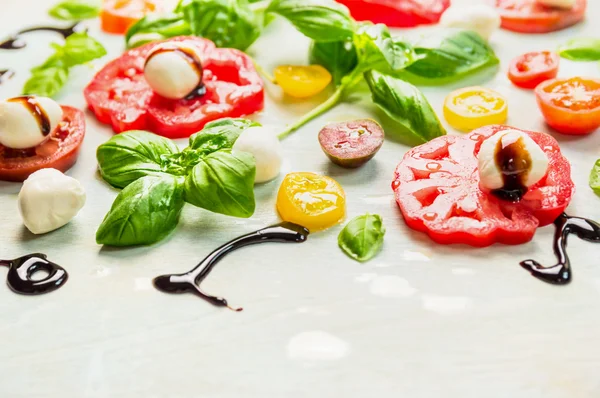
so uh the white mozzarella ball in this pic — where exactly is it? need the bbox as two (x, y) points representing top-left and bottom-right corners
(144, 43), (203, 100)
(0, 96), (63, 149)
(439, 3), (501, 41)
(18, 168), (86, 234)
(478, 129), (549, 191)
(233, 126), (283, 183)
(536, 0), (575, 9)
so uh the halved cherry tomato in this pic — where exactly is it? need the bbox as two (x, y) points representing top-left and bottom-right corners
(535, 77), (600, 135)
(336, 0), (450, 27)
(392, 125), (574, 247)
(496, 0), (586, 33)
(101, 0), (162, 35)
(0, 106), (85, 182)
(508, 51), (559, 89)
(277, 172), (346, 231)
(84, 37), (264, 138)
(443, 87), (508, 132)
(274, 65), (332, 99)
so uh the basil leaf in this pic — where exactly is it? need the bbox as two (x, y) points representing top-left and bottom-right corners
(125, 13), (191, 48)
(309, 39), (358, 86)
(184, 150), (256, 218)
(188, 118), (259, 153)
(48, 0), (100, 20)
(266, 0), (354, 42)
(558, 38), (600, 61)
(398, 29), (499, 85)
(96, 175), (185, 247)
(60, 32), (107, 66)
(23, 64), (69, 97)
(589, 159), (600, 196)
(365, 71), (446, 146)
(97, 131), (181, 189)
(353, 24), (417, 75)
(338, 214), (385, 262)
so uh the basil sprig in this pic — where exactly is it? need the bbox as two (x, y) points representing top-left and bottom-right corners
(96, 118), (258, 247)
(338, 214), (385, 262)
(558, 38), (600, 61)
(48, 0), (100, 20)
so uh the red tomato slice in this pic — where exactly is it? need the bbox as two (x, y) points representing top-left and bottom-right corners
(392, 125), (574, 247)
(496, 0), (586, 33)
(0, 106), (85, 182)
(336, 0), (450, 27)
(508, 51), (559, 89)
(84, 37), (264, 139)
(535, 77), (600, 135)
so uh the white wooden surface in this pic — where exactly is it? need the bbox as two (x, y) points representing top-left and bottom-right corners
(1, 1), (600, 397)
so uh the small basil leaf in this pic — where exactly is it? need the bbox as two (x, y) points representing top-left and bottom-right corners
(589, 159), (600, 196)
(309, 39), (358, 86)
(125, 13), (191, 48)
(365, 71), (446, 146)
(48, 0), (100, 20)
(353, 24), (417, 75)
(338, 214), (385, 262)
(184, 150), (256, 218)
(266, 0), (355, 42)
(60, 32), (107, 66)
(97, 131), (181, 189)
(188, 118), (259, 153)
(558, 38), (600, 61)
(23, 64), (69, 97)
(96, 175), (185, 247)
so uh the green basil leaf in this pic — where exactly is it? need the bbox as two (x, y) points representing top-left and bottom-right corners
(398, 29), (499, 85)
(23, 64), (69, 97)
(96, 175), (185, 247)
(48, 0), (100, 20)
(97, 131), (181, 189)
(188, 118), (259, 153)
(338, 214), (385, 262)
(558, 38), (600, 61)
(184, 150), (256, 218)
(60, 32), (107, 66)
(365, 71), (446, 146)
(309, 39), (358, 86)
(589, 159), (600, 195)
(266, 0), (354, 42)
(125, 13), (191, 48)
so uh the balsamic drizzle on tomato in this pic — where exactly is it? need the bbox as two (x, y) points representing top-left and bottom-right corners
(8, 96), (52, 136)
(0, 69), (14, 84)
(0, 22), (84, 50)
(491, 136), (532, 202)
(0, 253), (68, 295)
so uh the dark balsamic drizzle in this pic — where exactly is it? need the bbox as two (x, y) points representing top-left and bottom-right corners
(153, 222), (309, 311)
(0, 253), (68, 295)
(8, 96), (51, 136)
(491, 136), (532, 202)
(0, 69), (14, 84)
(520, 213), (600, 285)
(0, 22), (85, 50)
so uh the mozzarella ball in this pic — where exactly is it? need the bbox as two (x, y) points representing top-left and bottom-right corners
(233, 126), (283, 183)
(478, 129), (549, 191)
(18, 168), (86, 234)
(0, 96), (63, 149)
(536, 0), (575, 9)
(439, 3), (501, 41)
(144, 43), (203, 99)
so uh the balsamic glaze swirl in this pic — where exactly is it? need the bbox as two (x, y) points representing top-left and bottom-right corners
(0, 253), (68, 295)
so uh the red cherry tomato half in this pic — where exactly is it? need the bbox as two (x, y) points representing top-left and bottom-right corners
(0, 106), (85, 182)
(496, 0), (587, 33)
(392, 125), (574, 247)
(336, 0), (450, 27)
(535, 77), (600, 135)
(84, 37), (264, 139)
(508, 51), (559, 89)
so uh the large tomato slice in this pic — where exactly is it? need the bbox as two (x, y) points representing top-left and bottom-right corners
(392, 125), (574, 247)
(496, 0), (586, 33)
(0, 106), (85, 182)
(335, 0), (450, 27)
(84, 37), (264, 139)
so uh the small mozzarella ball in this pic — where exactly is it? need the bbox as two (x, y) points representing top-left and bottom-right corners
(0, 96), (63, 149)
(478, 129), (549, 191)
(144, 43), (203, 100)
(439, 3), (501, 41)
(18, 168), (86, 234)
(536, 0), (575, 9)
(233, 126), (283, 183)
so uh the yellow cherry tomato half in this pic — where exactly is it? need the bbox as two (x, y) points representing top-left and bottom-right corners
(276, 172), (346, 231)
(274, 65), (332, 99)
(443, 86), (508, 132)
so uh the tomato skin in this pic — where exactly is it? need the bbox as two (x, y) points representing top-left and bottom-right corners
(496, 0), (587, 34)
(535, 77), (600, 135)
(101, 0), (160, 35)
(508, 51), (559, 89)
(392, 125), (574, 247)
(0, 106), (85, 182)
(336, 0), (450, 27)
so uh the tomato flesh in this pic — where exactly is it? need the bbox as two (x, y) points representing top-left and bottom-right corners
(0, 106), (85, 182)
(336, 0), (450, 27)
(496, 0), (586, 33)
(101, 0), (161, 35)
(392, 125), (574, 247)
(84, 37), (264, 139)
(508, 51), (559, 89)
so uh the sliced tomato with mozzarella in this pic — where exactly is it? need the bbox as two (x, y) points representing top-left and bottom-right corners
(84, 37), (264, 138)
(336, 0), (450, 27)
(0, 106), (85, 182)
(392, 125), (574, 247)
(508, 51), (559, 89)
(496, 0), (587, 33)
